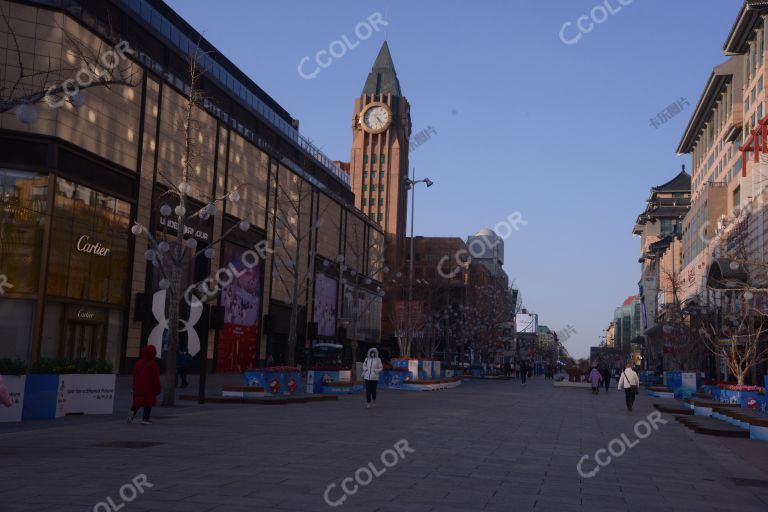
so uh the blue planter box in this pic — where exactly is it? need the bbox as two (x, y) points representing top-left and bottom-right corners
(21, 374), (116, 420)
(22, 374), (61, 420)
(663, 372), (700, 398)
(713, 389), (767, 411)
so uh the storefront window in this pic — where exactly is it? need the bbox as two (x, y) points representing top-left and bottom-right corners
(0, 299), (35, 360)
(40, 302), (122, 369)
(0, 169), (48, 294)
(47, 178), (131, 304)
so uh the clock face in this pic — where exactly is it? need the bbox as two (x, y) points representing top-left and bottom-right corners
(362, 104), (391, 133)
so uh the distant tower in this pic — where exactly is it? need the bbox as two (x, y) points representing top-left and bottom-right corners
(349, 41), (411, 269)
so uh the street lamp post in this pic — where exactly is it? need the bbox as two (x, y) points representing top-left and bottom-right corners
(401, 169), (433, 354)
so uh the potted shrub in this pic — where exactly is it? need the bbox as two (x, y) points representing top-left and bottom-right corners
(23, 358), (115, 420)
(0, 359), (27, 422)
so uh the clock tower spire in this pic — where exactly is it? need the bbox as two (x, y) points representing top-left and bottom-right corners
(350, 40), (411, 270)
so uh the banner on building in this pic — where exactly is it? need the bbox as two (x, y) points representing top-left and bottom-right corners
(313, 273), (338, 337)
(217, 244), (262, 372)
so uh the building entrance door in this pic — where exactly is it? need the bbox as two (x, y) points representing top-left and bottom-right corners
(61, 321), (106, 360)
(61, 306), (108, 360)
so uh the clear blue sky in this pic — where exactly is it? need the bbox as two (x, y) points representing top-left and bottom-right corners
(166, 0), (740, 358)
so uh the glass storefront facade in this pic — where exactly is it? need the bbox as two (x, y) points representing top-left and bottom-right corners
(0, 170), (132, 370)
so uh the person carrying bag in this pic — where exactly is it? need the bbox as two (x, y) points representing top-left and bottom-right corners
(617, 362), (640, 412)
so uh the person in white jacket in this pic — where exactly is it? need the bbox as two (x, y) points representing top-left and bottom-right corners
(361, 348), (383, 409)
(617, 363), (640, 411)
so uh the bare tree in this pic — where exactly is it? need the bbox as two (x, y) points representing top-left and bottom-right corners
(270, 174), (326, 366)
(657, 268), (708, 371)
(700, 214), (768, 385)
(335, 219), (386, 371)
(0, 7), (138, 115)
(131, 48), (250, 406)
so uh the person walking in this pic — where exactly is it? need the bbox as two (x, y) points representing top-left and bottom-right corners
(504, 361), (512, 377)
(128, 345), (161, 425)
(602, 367), (611, 393)
(361, 347), (383, 409)
(0, 374), (12, 408)
(618, 363), (640, 411)
(176, 344), (192, 388)
(589, 366), (602, 395)
(520, 360), (528, 386)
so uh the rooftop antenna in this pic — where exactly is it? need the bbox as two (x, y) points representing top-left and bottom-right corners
(384, 1), (390, 40)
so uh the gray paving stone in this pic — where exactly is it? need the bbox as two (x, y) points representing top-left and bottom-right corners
(2, 376), (768, 511)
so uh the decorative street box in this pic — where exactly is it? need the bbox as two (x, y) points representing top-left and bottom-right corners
(244, 370), (302, 396)
(432, 361), (441, 379)
(418, 360), (432, 380)
(380, 369), (410, 389)
(302, 370), (351, 394)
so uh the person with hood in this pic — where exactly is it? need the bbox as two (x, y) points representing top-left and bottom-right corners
(128, 345), (161, 424)
(361, 348), (383, 409)
(617, 362), (640, 411)
(589, 366), (603, 394)
(0, 375), (12, 408)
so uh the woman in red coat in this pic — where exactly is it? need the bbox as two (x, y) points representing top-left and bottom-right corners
(128, 345), (161, 425)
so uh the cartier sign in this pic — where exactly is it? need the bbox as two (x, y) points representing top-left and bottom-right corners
(77, 308), (95, 320)
(76, 235), (111, 256)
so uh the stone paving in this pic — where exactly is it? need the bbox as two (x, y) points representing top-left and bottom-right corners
(2, 376), (768, 511)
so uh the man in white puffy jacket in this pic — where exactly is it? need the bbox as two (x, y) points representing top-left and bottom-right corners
(361, 348), (383, 409)
(617, 362), (640, 411)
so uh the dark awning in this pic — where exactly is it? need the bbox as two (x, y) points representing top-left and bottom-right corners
(707, 258), (748, 289)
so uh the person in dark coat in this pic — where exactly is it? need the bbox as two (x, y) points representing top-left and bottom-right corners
(176, 345), (192, 388)
(128, 345), (161, 425)
(602, 367), (611, 392)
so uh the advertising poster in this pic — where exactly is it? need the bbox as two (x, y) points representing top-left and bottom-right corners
(217, 243), (262, 372)
(0, 376), (25, 422)
(313, 274), (338, 337)
(394, 300), (424, 338)
(60, 374), (117, 415)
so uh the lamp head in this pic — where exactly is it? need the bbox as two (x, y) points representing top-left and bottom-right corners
(425, 178), (434, 188)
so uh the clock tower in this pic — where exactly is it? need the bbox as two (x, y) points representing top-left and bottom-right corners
(350, 41), (411, 270)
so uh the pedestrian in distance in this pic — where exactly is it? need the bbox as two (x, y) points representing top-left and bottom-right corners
(0, 374), (12, 408)
(128, 345), (161, 425)
(504, 361), (512, 377)
(589, 366), (602, 395)
(520, 360), (528, 385)
(514, 362), (520, 380)
(361, 347), (383, 409)
(617, 362), (640, 412)
(602, 367), (611, 393)
(176, 344), (192, 388)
